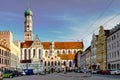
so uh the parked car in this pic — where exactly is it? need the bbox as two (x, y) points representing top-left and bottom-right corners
(91, 70), (98, 74)
(3, 70), (14, 78)
(110, 70), (120, 75)
(39, 71), (46, 75)
(101, 70), (110, 75)
(0, 71), (3, 80)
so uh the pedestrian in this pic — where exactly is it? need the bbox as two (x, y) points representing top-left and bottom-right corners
(83, 68), (87, 76)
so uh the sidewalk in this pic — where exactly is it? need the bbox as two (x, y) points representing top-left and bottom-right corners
(59, 72), (92, 77)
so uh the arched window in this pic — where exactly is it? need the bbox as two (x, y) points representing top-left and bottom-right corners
(55, 61), (57, 66)
(24, 49), (27, 60)
(69, 61), (72, 67)
(39, 49), (41, 59)
(58, 61), (60, 66)
(74, 50), (76, 54)
(51, 61), (53, 66)
(44, 61), (46, 66)
(33, 49), (35, 57)
(45, 51), (48, 54)
(68, 50), (71, 54)
(63, 50), (65, 54)
(29, 49), (31, 59)
(48, 61), (50, 66)
(57, 51), (59, 54)
(63, 61), (66, 66)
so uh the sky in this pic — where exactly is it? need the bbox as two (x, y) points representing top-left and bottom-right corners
(0, 0), (120, 49)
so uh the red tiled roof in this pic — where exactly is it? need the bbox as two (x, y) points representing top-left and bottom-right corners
(21, 41), (84, 49)
(21, 41), (33, 48)
(42, 42), (50, 49)
(54, 42), (83, 49)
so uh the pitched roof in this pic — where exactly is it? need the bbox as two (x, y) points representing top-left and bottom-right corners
(21, 41), (33, 48)
(21, 41), (83, 49)
(42, 42), (50, 49)
(54, 42), (83, 49)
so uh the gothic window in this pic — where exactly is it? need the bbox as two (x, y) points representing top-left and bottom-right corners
(29, 49), (31, 59)
(55, 61), (57, 66)
(44, 61), (46, 66)
(48, 61), (50, 66)
(68, 50), (71, 54)
(33, 49), (35, 57)
(74, 50), (76, 54)
(63, 61), (66, 66)
(39, 49), (41, 59)
(63, 50), (65, 54)
(58, 61), (60, 66)
(45, 51), (48, 54)
(24, 49), (27, 60)
(57, 50), (59, 54)
(69, 61), (72, 67)
(51, 61), (53, 66)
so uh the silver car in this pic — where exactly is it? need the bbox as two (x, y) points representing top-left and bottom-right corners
(110, 70), (120, 75)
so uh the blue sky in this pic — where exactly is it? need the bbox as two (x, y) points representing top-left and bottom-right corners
(0, 0), (120, 49)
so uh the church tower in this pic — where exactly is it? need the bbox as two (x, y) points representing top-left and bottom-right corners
(24, 8), (33, 41)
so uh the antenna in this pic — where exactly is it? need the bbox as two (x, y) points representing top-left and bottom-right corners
(27, 0), (30, 9)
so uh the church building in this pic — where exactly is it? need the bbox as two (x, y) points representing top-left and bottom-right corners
(20, 8), (84, 73)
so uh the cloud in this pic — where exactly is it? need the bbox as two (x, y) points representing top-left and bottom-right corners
(50, 31), (63, 34)
(57, 14), (120, 49)
(0, 11), (20, 17)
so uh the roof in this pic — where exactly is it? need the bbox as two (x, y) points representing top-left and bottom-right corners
(21, 41), (33, 48)
(54, 42), (83, 49)
(21, 41), (83, 49)
(24, 8), (33, 16)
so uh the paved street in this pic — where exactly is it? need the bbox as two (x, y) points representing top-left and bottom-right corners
(4, 72), (120, 80)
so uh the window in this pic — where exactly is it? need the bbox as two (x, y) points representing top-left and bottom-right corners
(24, 49), (27, 60)
(68, 50), (71, 54)
(57, 51), (59, 54)
(117, 50), (119, 56)
(44, 61), (46, 66)
(29, 49), (31, 59)
(63, 50), (65, 54)
(48, 61), (50, 66)
(45, 51), (48, 54)
(39, 49), (41, 59)
(55, 61), (57, 66)
(58, 61), (60, 66)
(74, 50), (76, 54)
(51, 61), (53, 66)
(33, 49), (36, 57)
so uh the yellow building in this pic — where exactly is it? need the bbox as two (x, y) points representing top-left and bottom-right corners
(0, 31), (21, 70)
(96, 26), (110, 70)
(0, 38), (10, 70)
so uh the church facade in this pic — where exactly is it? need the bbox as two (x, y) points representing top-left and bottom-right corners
(20, 8), (84, 73)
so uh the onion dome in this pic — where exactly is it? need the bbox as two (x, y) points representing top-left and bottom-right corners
(50, 41), (54, 45)
(24, 8), (33, 16)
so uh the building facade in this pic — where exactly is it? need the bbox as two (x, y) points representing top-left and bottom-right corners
(20, 8), (84, 72)
(0, 31), (21, 71)
(85, 46), (91, 70)
(96, 26), (110, 70)
(107, 24), (120, 70)
(91, 33), (98, 70)
(0, 38), (10, 70)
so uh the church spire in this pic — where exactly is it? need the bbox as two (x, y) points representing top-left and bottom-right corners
(24, 5), (33, 41)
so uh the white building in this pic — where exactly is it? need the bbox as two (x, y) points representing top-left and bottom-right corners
(107, 24), (120, 70)
(91, 33), (98, 70)
(20, 8), (84, 73)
